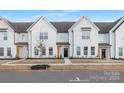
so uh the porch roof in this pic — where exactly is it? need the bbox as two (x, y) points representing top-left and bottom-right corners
(15, 42), (28, 45)
(56, 42), (70, 45)
(98, 43), (111, 46)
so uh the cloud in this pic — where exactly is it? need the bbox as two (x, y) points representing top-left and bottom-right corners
(63, 10), (81, 13)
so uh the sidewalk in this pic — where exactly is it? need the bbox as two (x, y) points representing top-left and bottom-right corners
(2, 61), (124, 66)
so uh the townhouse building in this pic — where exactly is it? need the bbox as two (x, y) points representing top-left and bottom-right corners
(0, 16), (124, 59)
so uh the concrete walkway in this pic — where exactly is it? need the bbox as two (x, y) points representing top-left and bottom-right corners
(64, 58), (71, 64)
(2, 59), (26, 65)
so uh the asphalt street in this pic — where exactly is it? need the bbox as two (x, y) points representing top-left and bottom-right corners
(0, 71), (123, 83)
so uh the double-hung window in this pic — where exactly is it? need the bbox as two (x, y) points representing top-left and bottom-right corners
(3, 32), (7, 40)
(49, 47), (53, 56)
(7, 47), (11, 56)
(40, 32), (48, 40)
(91, 47), (95, 55)
(84, 47), (88, 55)
(34, 47), (39, 55)
(0, 48), (4, 56)
(119, 47), (123, 56)
(76, 47), (81, 56)
(82, 27), (91, 39)
(42, 48), (46, 55)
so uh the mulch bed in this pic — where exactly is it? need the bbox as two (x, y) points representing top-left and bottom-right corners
(10, 59), (64, 64)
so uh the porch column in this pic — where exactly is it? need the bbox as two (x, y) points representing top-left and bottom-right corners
(16, 46), (19, 58)
(57, 46), (59, 58)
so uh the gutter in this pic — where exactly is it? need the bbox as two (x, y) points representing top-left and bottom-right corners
(72, 30), (74, 57)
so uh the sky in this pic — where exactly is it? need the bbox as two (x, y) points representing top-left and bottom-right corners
(0, 10), (124, 22)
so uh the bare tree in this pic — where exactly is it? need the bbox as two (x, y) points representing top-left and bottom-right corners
(36, 39), (46, 57)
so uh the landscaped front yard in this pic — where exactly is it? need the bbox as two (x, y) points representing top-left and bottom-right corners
(0, 59), (124, 72)
(70, 59), (124, 63)
(10, 59), (64, 64)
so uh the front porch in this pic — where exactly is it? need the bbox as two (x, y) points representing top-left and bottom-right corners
(57, 42), (70, 58)
(98, 43), (111, 59)
(15, 43), (28, 58)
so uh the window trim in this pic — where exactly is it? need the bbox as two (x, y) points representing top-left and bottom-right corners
(84, 47), (88, 55)
(3, 31), (8, 40)
(40, 32), (48, 40)
(91, 47), (95, 55)
(7, 47), (11, 56)
(49, 47), (53, 56)
(76, 46), (81, 56)
(42, 48), (46, 55)
(34, 47), (39, 56)
(118, 47), (123, 56)
(0, 47), (4, 56)
(82, 31), (90, 40)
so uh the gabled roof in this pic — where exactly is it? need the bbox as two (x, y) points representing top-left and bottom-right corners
(94, 22), (113, 33)
(51, 22), (74, 33)
(9, 22), (33, 33)
(69, 16), (100, 32)
(0, 16), (123, 34)
(95, 17), (123, 33)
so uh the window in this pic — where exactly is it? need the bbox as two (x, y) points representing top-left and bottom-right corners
(40, 32), (48, 40)
(34, 47), (39, 55)
(49, 47), (53, 55)
(0, 48), (4, 56)
(40, 32), (44, 40)
(3, 32), (7, 40)
(82, 31), (90, 39)
(76, 47), (81, 55)
(42, 48), (46, 55)
(119, 47), (123, 56)
(84, 47), (88, 55)
(44, 32), (48, 39)
(7, 47), (11, 56)
(91, 47), (95, 55)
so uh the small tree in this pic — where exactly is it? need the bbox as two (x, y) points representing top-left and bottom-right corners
(36, 39), (46, 57)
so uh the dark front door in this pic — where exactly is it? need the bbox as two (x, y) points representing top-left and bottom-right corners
(101, 49), (106, 59)
(64, 48), (68, 57)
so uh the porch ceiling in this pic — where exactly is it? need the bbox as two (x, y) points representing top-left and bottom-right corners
(98, 43), (111, 47)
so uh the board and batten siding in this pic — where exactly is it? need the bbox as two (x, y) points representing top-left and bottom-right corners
(98, 33), (109, 44)
(69, 17), (99, 58)
(114, 22), (124, 58)
(28, 18), (57, 58)
(0, 19), (16, 58)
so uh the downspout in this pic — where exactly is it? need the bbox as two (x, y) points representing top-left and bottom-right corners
(109, 32), (111, 58)
(114, 31), (116, 58)
(29, 30), (32, 58)
(72, 30), (74, 57)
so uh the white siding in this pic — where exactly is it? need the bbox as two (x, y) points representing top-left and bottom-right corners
(115, 22), (124, 58)
(0, 19), (16, 58)
(98, 33), (109, 43)
(15, 33), (28, 43)
(69, 18), (99, 58)
(28, 18), (57, 58)
(57, 33), (68, 42)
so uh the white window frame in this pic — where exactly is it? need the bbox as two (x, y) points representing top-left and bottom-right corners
(91, 47), (95, 55)
(84, 47), (88, 55)
(7, 47), (11, 56)
(34, 47), (39, 55)
(76, 47), (81, 56)
(42, 48), (46, 55)
(40, 32), (48, 40)
(0, 47), (4, 56)
(119, 47), (123, 56)
(49, 47), (53, 56)
(3, 32), (7, 40)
